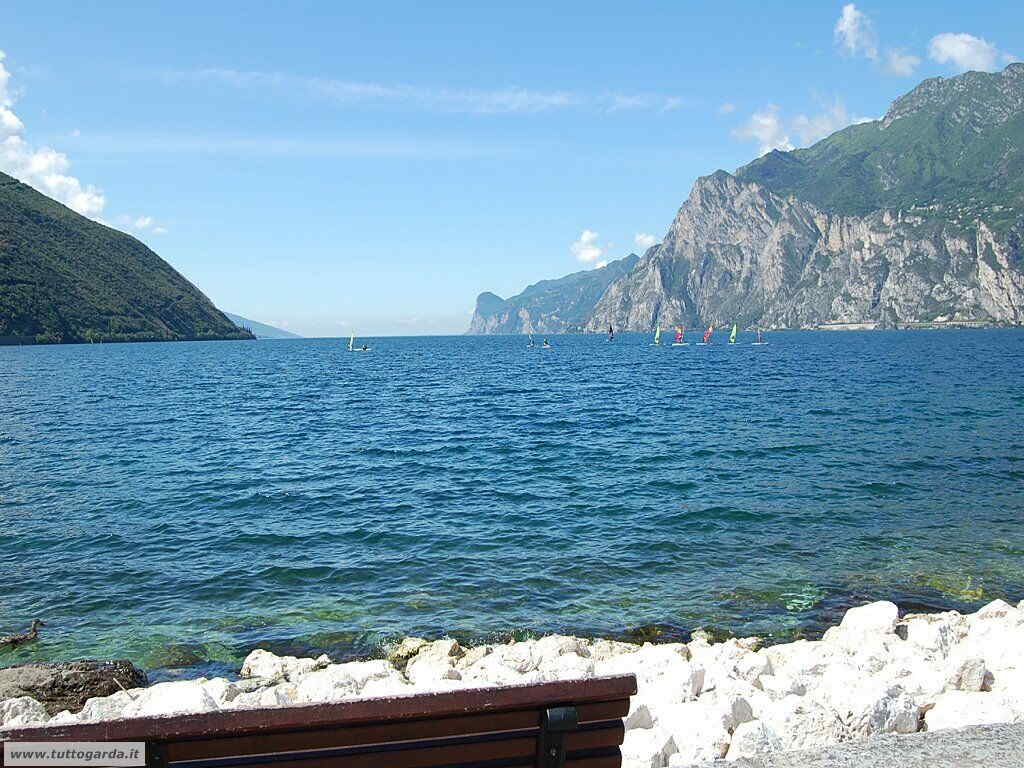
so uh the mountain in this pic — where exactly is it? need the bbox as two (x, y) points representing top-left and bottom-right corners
(223, 313), (301, 339)
(468, 253), (640, 334)
(0, 172), (253, 344)
(475, 63), (1024, 333)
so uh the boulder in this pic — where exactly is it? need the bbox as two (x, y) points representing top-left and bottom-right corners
(386, 637), (428, 667)
(725, 720), (782, 760)
(404, 639), (463, 685)
(455, 645), (492, 670)
(659, 705), (731, 765)
(0, 661), (147, 716)
(898, 611), (968, 658)
(621, 726), (678, 768)
(837, 601), (899, 637)
(121, 680), (219, 718)
(973, 599), (1017, 621)
(295, 666), (361, 704)
(534, 635), (590, 664)
(760, 694), (847, 752)
(588, 639), (639, 661)
(75, 690), (142, 723)
(537, 652), (594, 682)
(945, 656), (987, 692)
(924, 690), (1017, 731)
(239, 650), (329, 683)
(0, 697), (49, 729)
(756, 673), (806, 700)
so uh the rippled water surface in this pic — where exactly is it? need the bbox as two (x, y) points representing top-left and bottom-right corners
(2, 331), (1024, 672)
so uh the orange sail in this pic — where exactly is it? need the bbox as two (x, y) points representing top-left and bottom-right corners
(703, 325), (713, 344)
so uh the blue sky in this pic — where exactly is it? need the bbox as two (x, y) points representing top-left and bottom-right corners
(1, 1), (1019, 335)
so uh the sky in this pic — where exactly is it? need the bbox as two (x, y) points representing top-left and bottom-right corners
(1, 1), (1020, 336)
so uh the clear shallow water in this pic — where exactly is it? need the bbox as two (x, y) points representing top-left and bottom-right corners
(2, 330), (1024, 675)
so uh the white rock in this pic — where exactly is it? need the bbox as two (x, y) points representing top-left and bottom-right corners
(725, 720), (782, 760)
(757, 673), (806, 700)
(625, 702), (654, 730)
(821, 678), (919, 737)
(838, 601), (899, 637)
(925, 690), (1017, 731)
(487, 642), (541, 674)
(387, 637), (428, 666)
(336, 660), (396, 690)
(405, 639), (463, 684)
(122, 680), (219, 718)
(588, 638), (639, 661)
(359, 676), (415, 699)
(295, 666), (359, 703)
(534, 635), (590, 664)
(945, 656), (987, 692)
(76, 690), (140, 722)
(973, 599), (1016, 621)
(761, 694), (847, 752)
(455, 645), (491, 670)
(460, 654), (533, 687)
(0, 697), (49, 728)
(537, 652), (594, 682)
(239, 649), (326, 683)
(661, 707), (730, 765)
(621, 727), (678, 768)
(46, 710), (81, 726)
(899, 611), (968, 659)
(201, 678), (239, 704)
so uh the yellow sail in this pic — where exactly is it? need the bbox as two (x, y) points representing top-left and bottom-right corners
(654, 326), (661, 344)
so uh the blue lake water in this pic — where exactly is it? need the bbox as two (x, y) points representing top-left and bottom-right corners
(2, 330), (1024, 674)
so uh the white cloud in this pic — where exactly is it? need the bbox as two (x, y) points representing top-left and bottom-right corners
(884, 49), (921, 76)
(833, 5), (919, 76)
(161, 68), (684, 115)
(0, 50), (106, 217)
(834, 4), (878, 61)
(717, 102), (736, 115)
(133, 215), (153, 230)
(571, 229), (605, 265)
(733, 104), (793, 155)
(734, 99), (871, 156)
(152, 226), (168, 235)
(594, 260), (608, 269)
(928, 33), (1012, 73)
(634, 232), (658, 249)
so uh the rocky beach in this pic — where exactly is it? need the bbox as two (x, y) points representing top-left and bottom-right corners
(3, 600), (1023, 767)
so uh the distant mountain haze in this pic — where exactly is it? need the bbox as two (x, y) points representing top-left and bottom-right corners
(0, 171), (252, 344)
(223, 313), (302, 339)
(469, 64), (1024, 333)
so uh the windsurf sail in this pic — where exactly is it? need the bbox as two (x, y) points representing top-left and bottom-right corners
(608, 324), (614, 341)
(654, 326), (662, 345)
(757, 329), (763, 344)
(729, 323), (738, 344)
(703, 325), (713, 344)
(348, 333), (354, 351)
(529, 333), (535, 347)
(674, 326), (683, 344)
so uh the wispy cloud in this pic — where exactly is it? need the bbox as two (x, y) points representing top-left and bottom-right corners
(157, 68), (684, 115)
(733, 99), (872, 156)
(928, 33), (1015, 73)
(571, 229), (605, 266)
(717, 103), (736, 116)
(833, 4), (920, 76)
(0, 50), (105, 217)
(634, 232), (658, 249)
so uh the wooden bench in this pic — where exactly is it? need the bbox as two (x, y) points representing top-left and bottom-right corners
(0, 675), (636, 768)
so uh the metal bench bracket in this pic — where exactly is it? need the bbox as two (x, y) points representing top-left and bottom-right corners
(537, 705), (579, 768)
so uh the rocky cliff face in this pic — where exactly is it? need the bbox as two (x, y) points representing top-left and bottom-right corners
(585, 172), (1024, 330)
(468, 254), (639, 334)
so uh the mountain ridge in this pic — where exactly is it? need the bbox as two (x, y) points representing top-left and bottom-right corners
(0, 172), (252, 344)
(469, 63), (1024, 333)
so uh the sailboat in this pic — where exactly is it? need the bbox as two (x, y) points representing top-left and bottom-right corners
(652, 326), (662, 346)
(348, 332), (371, 352)
(672, 326), (687, 346)
(607, 324), (615, 341)
(697, 325), (713, 345)
(528, 333), (535, 347)
(752, 328), (767, 346)
(728, 323), (738, 345)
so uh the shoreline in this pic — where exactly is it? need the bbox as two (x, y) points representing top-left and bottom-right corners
(3, 599), (1024, 767)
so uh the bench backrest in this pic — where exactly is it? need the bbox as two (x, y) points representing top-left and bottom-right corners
(1, 675), (637, 768)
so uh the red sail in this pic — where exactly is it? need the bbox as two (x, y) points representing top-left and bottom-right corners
(703, 326), (713, 343)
